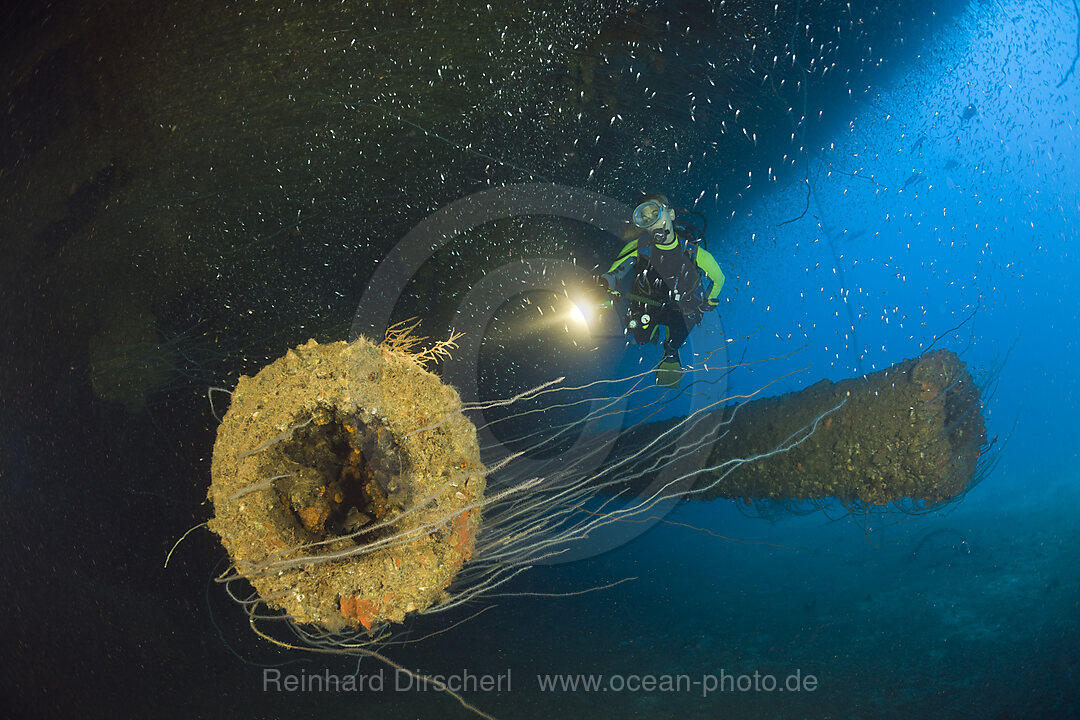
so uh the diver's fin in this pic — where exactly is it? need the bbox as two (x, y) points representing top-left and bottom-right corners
(655, 350), (683, 387)
(655, 363), (683, 387)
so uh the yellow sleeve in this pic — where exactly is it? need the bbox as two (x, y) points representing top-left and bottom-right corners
(607, 238), (640, 275)
(695, 247), (725, 301)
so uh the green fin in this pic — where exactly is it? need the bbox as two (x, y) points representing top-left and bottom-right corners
(655, 360), (683, 387)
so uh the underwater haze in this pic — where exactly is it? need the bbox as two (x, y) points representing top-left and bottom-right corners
(1, 0), (1078, 718)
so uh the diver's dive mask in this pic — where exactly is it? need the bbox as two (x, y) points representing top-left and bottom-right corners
(632, 200), (667, 228)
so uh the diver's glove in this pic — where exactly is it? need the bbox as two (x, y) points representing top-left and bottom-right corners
(699, 298), (719, 313)
(598, 273), (619, 293)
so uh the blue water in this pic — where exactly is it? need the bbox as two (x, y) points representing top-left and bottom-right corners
(396, 3), (1080, 718)
(3, 1), (1078, 719)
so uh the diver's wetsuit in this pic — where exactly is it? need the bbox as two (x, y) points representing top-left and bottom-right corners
(607, 233), (725, 354)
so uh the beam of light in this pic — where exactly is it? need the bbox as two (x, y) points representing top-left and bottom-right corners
(568, 301), (589, 329)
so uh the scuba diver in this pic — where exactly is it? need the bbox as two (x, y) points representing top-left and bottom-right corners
(599, 194), (725, 386)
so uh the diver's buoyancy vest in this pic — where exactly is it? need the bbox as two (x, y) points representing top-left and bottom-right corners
(634, 240), (701, 309)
